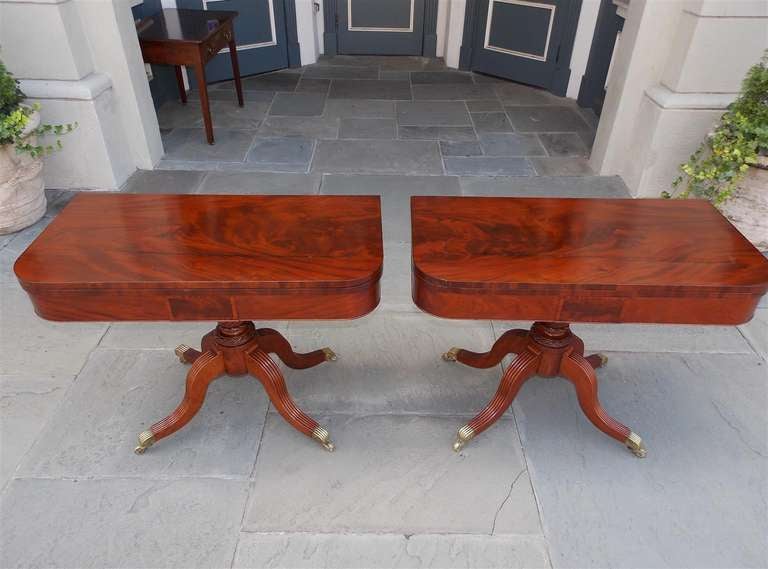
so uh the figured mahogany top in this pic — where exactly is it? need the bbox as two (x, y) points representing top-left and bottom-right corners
(412, 197), (768, 298)
(137, 9), (236, 44)
(16, 194), (383, 294)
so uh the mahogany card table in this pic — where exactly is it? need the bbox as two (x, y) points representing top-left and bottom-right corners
(15, 194), (383, 453)
(411, 196), (768, 457)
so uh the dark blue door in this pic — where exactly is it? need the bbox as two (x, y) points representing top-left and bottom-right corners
(337, 0), (425, 55)
(178, 0), (289, 81)
(470, 0), (581, 95)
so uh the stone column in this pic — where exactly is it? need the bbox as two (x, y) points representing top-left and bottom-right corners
(0, 0), (163, 190)
(590, 0), (767, 197)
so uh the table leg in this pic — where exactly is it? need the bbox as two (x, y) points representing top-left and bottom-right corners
(135, 351), (225, 454)
(443, 328), (528, 368)
(174, 66), (187, 104)
(134, 321), (337, 454)
(452, 350), (538, 451)
(444, 321), (646, 457)
(194, 61), (214, 145)
(247, 349), (335, 451)
(228, 37), (244, 107)
(255, 327), (336, 369)
(560, 350), (646, 457)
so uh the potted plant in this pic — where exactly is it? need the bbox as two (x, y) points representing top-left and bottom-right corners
(0, 58), (75, 234)
(664, 54), (768, 251)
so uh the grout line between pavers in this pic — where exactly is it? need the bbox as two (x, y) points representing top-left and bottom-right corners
(0, 324), (110, 497)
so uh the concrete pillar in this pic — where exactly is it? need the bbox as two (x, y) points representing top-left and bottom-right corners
(591, 0), (768, 197)
(0, 0), (163, 190)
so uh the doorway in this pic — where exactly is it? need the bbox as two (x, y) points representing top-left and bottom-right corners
(460, 0), (582, 97)
(323, 0), (439, 57)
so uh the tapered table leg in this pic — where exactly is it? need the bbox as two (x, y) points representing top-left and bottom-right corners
(135, 351), (225, 453)
(247, 349), (335, 451)
(174, 65), (187, 104)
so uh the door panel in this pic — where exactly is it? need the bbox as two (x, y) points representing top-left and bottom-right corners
(337, 0), (425, 55)
(471, 0), (575, 93)
(178, 0), (288, 82)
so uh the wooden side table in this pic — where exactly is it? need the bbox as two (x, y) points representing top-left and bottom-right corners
(411, 196), (768, 457)
(15, 194), (383, 453)
(137, 9), (245, 144)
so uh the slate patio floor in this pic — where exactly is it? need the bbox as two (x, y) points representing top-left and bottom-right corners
(156, 55), (596, 176)
(1, 56), (767, 569)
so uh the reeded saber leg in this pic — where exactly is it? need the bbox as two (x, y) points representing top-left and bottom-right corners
(246, 348), (335, 451)
(254, 328), (337, 369)
(135, 351), (225, 454)
(174, 344), (203, 365)
(560, 350), (646, 458)
(453, 350), (539, 451)
(443, 329), (528, 369)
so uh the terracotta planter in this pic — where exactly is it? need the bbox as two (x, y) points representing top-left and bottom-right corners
(0, 109), (46, 235)
(720, 157), (768, 252)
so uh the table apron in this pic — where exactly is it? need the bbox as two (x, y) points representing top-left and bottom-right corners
(413, 275), (762, 325)
(23, 283), (381, 322)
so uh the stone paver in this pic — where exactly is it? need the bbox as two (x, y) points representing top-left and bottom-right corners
(444, 156), (535, 176)
(514, 352), (768, 568)
(120, 169), (206, 194)
(0, 375), (73, 489)
(740, 308), (767, 360)
(244, 413), (538, 534)
(197, 171), (321, 194)
(311, 140), (442, 175)
(0, 478), (247, 568)
(283, 313), (499, 415)
(234, 534), (550, 569)
(18, 349), (269, 478)
(397, 101), (472, 126)
(0, 284), (107, 377)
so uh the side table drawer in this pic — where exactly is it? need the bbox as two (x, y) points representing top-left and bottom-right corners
(203, 25), (233, 62)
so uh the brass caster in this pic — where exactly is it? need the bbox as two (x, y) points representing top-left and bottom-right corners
(452, 424), (475, 452)
(174, 344), (192, 364)
(312, 426), (335, 452)
(625, 431), (647, 458)
(134, 430), (155, 455)
(322, 348), (338, 362)
(442, 347), (460, 362)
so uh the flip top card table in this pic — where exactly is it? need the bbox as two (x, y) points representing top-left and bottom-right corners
(15, 194), (383, 453)
(411, 196), (768, 457)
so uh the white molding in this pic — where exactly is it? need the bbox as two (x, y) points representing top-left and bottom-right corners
(18, 73), (112, 101)
(645, 84), (736, 110)
(204, 0), (278, 50)
(483, 0), (556, 62)
(348, 0), (415, 32)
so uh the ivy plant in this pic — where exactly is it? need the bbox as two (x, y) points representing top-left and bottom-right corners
(0, 58), (76, 158)
(664, 53), (768, 205)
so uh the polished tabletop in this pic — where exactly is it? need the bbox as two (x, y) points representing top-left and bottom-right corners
(137, 9), (235, 44)
(411, 196), (768, 324)
(15, 194), (383, 321)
